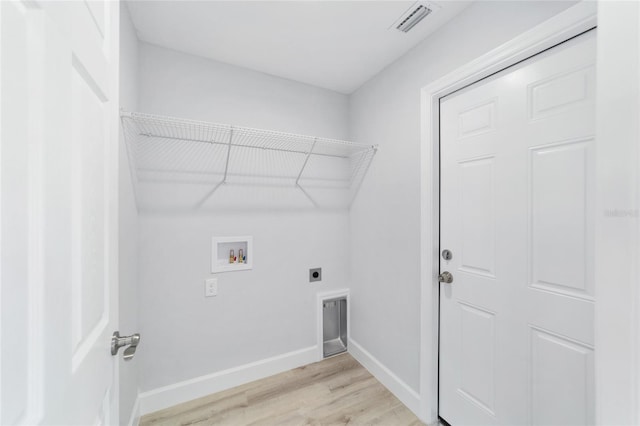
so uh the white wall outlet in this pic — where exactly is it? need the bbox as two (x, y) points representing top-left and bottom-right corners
(205, 278), (218, 297)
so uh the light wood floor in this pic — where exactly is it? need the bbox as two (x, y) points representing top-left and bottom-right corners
(140, 353), (425, 426)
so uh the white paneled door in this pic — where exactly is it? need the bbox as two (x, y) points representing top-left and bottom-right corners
(1, 1), (120, 424)
(439, 30), (596, 425)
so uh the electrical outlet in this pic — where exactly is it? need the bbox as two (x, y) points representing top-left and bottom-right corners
(309, 268), (322, 282)
(205, 278), (218, 297)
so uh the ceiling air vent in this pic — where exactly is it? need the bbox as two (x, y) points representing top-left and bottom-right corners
(394, 2), (433, 33)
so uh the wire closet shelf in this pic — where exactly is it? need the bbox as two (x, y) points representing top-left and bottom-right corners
(121, 111), (378, 209)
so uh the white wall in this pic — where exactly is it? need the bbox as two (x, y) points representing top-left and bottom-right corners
(119, 4), (140, 425)
(136, 43), (351, 394)
(130, 0), (582, 415)
(348, 0), (577, 393)
(138, 44), (348, 138)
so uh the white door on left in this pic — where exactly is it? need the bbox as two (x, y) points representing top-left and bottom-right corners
(1, 1), (120, 424)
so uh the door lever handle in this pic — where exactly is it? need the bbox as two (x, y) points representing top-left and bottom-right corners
(111, 331), (140, 361)
(438, 271), (453, 284)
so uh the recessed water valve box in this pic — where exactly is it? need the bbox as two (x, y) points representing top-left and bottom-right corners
(211, 235), (253, 273)
(309, 268), (322, 282)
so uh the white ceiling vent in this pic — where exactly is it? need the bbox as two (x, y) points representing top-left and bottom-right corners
(392, 2), (439, 33)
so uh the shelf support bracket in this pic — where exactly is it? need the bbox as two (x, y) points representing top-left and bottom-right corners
(296, 138), (319, 208)
(297, 184), (319, 208)
(195, 181), (225, 209)
(222, 127), (234, 183)
(195, 126), (233, 209)
(295, 138), (317, 186)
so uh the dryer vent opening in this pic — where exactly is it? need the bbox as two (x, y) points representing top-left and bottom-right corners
(323, 297), (347, 357)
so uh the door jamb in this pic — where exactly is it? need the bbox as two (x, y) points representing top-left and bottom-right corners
(593, 2), (640, 424)
(418, 2), (597, 422)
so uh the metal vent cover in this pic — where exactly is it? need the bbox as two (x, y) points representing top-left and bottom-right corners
(392, 2), (435, 33)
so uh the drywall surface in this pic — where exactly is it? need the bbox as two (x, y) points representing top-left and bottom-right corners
(138, 211), (348, 390)
(119, 4), (140, 425)
(348, 0), (577, 392)
(132, 44), (353, 212)
(136, 43), (350, 392)
(138, 43), (348, 138)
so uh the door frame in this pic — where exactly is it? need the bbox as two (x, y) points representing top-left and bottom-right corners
(418, 2), (600, 423)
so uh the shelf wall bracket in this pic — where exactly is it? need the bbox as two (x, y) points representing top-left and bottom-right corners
(222, 127), (234, 183)
(297, 184), (319, 208)
(295, 137), (317, 186)
(195, 126), (233, 209)
(194, 180), (225, 209)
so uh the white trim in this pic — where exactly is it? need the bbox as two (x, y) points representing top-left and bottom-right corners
(419, 2), (597, 423)
(0, 2), (3, 421)
(138, 345), (318, 416)
(348, 338), (421, 417)
(26, 6), (45, 423)
(127, 395), (140, 426)
(316, 288), (350, 361)
(594, 2), (640, 424)
(108, 1), (122, 423)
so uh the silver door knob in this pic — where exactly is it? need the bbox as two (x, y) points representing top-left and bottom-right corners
(111, 331), (140, 361)
(438, 271), (453, 284)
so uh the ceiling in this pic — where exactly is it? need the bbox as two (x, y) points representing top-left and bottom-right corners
(126, 1), (472, 94)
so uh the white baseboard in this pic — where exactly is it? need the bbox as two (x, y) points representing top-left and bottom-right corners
(348, 338), (421, 417)
(127, 394), (140, 426)
(138, 345), (318, 416)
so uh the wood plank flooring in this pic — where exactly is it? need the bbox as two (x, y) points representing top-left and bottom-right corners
(140, 353), (425, 426)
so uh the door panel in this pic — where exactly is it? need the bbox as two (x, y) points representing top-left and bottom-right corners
(529, 327), (594, 426)
(1, 1), (119, 424)
(71, 57), (108, 361)
(529, 140), (592, 299)
(1, 3), (33, 423)
(439, 30), (595, 425)
(459, 157), (496, 277)
(459, 302), (496, 415)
